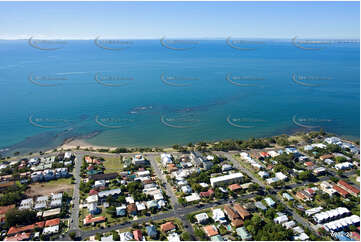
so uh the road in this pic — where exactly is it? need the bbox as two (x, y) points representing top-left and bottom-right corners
(147, 155), (197, 238)
(148, 155), (181, 209)
(67, 153), (83, 237)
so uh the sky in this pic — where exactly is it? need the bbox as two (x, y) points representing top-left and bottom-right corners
(0, 1), (359, 39)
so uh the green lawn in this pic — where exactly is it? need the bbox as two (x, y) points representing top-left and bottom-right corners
(103, 157), (123, 173)
(46, 177), (72, 185)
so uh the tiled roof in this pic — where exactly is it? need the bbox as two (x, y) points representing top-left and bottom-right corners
(231, 218), (244, 227)
(160, 222), (176, 232)
(338, 180), (360, 194)
(200, 189), (214, 197)
(224, 205), (240, 220)
(84, 215), (106, 225)
(4, 232), (31, 241)
(233, 204), (250, 219)
(204, 225), (219, 237)
(133, 229), (143, 241)
(228, 184), (242, 191)
(0, 204), (15, 215)
(332, 185), (349, 197)
(45, 218), (60, 227)
(7, 222), (44, 235)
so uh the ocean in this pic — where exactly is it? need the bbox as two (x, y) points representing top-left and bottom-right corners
(0, 39), (359, 155)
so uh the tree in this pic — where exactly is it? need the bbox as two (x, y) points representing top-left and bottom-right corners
(106, 206), (116, 217)
(69, 232), (76, 240)
(194, 227), (207, 241)
(5, 208), (37, 227)
(297, 170), (314, 181)
(181, 232), (191, 241)
(112, 231), (120, 241)
(95, 233), (102, 241)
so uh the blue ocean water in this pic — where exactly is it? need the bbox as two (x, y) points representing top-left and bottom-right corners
(0, 39), (359, 154)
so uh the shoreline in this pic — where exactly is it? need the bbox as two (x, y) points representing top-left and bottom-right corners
(1, 126), (359, 158)
(60, 138), (119, 151)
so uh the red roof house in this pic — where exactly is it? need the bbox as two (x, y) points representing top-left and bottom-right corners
(133, 229), (143, 241)
(160, 222), (176, 233)
(337, 180), (360, 196)
(333, 185), (349, 197)
(45, 218), (60, 227)
(4, 232), (31, 241)
(200, 189), (214, 198)
(228, 184), (242, 192)
(83, 215), (106, 225)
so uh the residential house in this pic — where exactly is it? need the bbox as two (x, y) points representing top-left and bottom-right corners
(320, 181), (337, 196)
(181, 185), (192, 194)
(127, 204), (137, 216)
(254, 201), (267, 211)
(275, 172), (288, 181)
(161, 153), (173, 167)
(4, 233), (31, 241)
(160, 221), (176, 233)
(266, 177), (280, 184)
(185, 193), (201, 203)
(335, 162), (353, 170)
(258, 171), (269, 179)
(323, 215), (360, 232)
(116, 205), (127, 216)
(332, 185), (349, 197)
(296, 191), (312, 201)
(236, 227), (252, 240)
(221, 164), (233, 172)
(313, 167), (326, 176)
(203, 225), (219, 237)
(320, 154), (334, 161)
(228, 184), (242, 192)
(304, 162), (314, 167)
(210, 173), (243, 187)
(89, 173), (118, 181)
(133, 230), (143, 241)
(274, 215), (288, 224)
(313, 207), (350, 224)
(83, 215), (106, 226)
(223, 205), (240, 221)
(195, 213), (209, 224)
(200, 189), (214, 198)
(120, 232), (134, 241)
(19, 198), (34, 210)
(282, 193), (294, 201)
(132, 155), (148, 166)
(233, 204), (250, 220)
(264, 197), (275, 207)
(337, 180), (360, 196)
(168, 233), (181, 242)
(212, 208), (227, 224)
(146, 225), (158, 239)
(283, 221), (296, 229)
(305, 207), (323, 217)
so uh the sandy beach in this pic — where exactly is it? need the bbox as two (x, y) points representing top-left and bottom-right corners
(60, 138), (118, 151)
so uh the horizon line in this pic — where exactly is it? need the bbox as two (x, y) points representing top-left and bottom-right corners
(0, 37), (360, 41)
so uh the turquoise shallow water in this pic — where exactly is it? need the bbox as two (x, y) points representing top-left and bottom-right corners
(0, 39), (359, 154)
